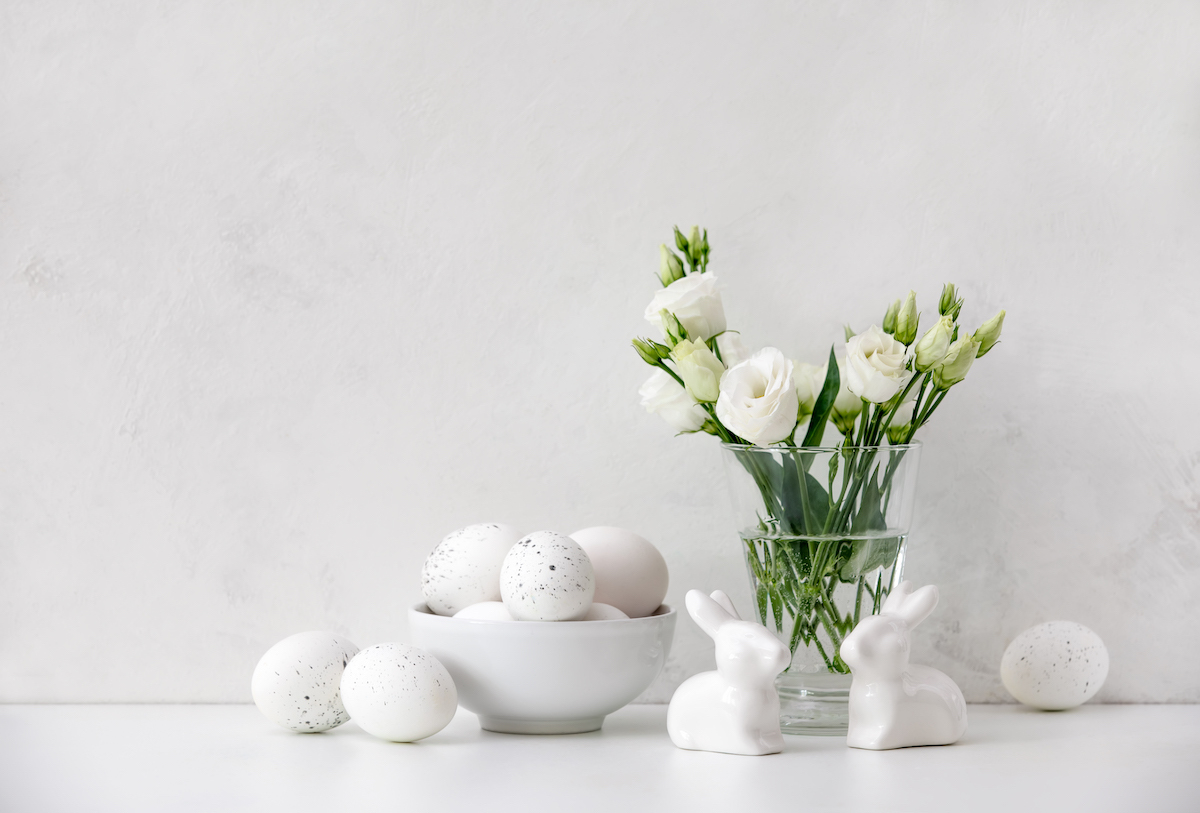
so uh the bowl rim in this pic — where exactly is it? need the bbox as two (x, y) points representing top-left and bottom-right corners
(409, 602), (676, 625)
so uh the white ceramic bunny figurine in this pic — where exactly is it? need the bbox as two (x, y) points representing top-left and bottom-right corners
(840, 581), (968, 750)
(666, 589), (790, 756)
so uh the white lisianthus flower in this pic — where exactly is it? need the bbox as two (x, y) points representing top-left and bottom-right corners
(672, 338), (725, 403)
(715, 348), (799, 446)
(793, 362), (826, 418)
(833, 357), (863, 416)
(639, 370), (708, 432)
(715, 332), (751, 368)
(844, 325), (913, 404)
(891, 388), (918, 428)
(643, 274), (727, 341)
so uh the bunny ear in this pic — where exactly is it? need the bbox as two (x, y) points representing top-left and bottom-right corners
(686, 589), (733, 638)
(890, 584), (940, 628)
(709, 590), (741, 620)
(882, 581), (915, 617)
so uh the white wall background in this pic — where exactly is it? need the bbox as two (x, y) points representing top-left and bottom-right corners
(2, 1), (1198, 704)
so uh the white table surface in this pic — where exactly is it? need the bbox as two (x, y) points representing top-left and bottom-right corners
(1, 703), (1197, 813)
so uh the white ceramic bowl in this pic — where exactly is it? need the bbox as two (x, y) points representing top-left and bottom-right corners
(409, 603), (676, 734)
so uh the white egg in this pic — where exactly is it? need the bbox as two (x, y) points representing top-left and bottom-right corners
(422, 523), (523, 616)
(340, 643), (458, 742)
(251, 631), (360, 732)
(500, 531), (595, 621)
(570, 526), (669, 618)
(1001, 621), (1109, 710)
(454, 601), (516, 621)
(579, 602), (629, 621)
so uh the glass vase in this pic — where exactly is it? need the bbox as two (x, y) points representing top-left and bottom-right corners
(721, 442), (921, 736)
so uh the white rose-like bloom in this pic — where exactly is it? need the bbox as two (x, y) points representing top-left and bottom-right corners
(715, 332), (751, 368)
(715, 348), (799, 446)
(639, 370), (708, 433)
(833, 357), (863, 417)
(844, 325), (913, 404)
(793, 362), (826, 417)
(891, 388), (918, 427)
(643, 274), (727, 341)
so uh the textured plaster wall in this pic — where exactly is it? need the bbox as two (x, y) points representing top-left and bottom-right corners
(2, 1), (1198, 703)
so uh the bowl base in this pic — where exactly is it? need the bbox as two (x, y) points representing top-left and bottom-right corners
(478, 715), (605, 735)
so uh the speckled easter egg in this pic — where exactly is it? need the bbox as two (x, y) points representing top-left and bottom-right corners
(1001, 621), (1109, 710)
(421, 523), (523, 616)
(251, 631), (360, 732)
(570, 526), (669, 618)
(339, 643), (458, 742)
(500, 531), (595, 621)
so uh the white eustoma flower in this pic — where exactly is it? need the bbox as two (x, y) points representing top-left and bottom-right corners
(833, 356), (863, 417)
(715, 348), (799, 446)
(639, 370), (708, 432)
(643, 274), (727, 341)
(793, 361), (826, 417)
(891, 388), (918, 428)
(844, 325), (913, 404)
(715, 332), (751, 368)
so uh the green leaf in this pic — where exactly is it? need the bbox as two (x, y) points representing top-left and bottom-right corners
(850, 471), (887, 535)
(839, 536), (903, 581)
(779, 451), (806, 534)
(802, 345), (840, 447)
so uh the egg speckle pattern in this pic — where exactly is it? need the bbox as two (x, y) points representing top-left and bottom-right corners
(422, 523), (523, 616)
(339, 643), (458, 742)
(251, 631), (360, 733)
(1001, 621), (1109, 710)
(500, 531), (596, 621)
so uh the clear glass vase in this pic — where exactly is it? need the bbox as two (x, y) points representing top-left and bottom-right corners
(721, 442), (921, 736)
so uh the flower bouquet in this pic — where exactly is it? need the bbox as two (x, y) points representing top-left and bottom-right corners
(632, 226), (1005, 733)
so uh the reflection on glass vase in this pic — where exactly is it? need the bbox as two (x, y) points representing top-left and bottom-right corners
(721, 442), (921, 736)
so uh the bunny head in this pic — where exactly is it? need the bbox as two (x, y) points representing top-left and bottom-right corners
(686, 589), (789, 687)
(841, 582), (939, 679)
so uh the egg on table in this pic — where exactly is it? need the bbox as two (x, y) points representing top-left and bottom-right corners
(422, 523), (523, 616)
(500, 531), (595, 621)
(1001, 621), (1109, 710)
(570, 526), (669, 618)
(340, 643), (458, 742)
(251, 631), (360, 732)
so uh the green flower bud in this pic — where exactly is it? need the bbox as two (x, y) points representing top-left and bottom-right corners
(913, 316), (954, 372)
(632, 338), (660, 366)
(659, 245), (685, 286)
(672, 338), (725, 402)
(972, 309), (1006, 357)
(932, 336), (980, 390)
(882, 299), (901, 335)
(660, 309), (690, 346)
(688, 226), (703, 264)
(673, 226), (690, 253)
(937, 283), (956, 315)
(894, 291), (919, 345)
